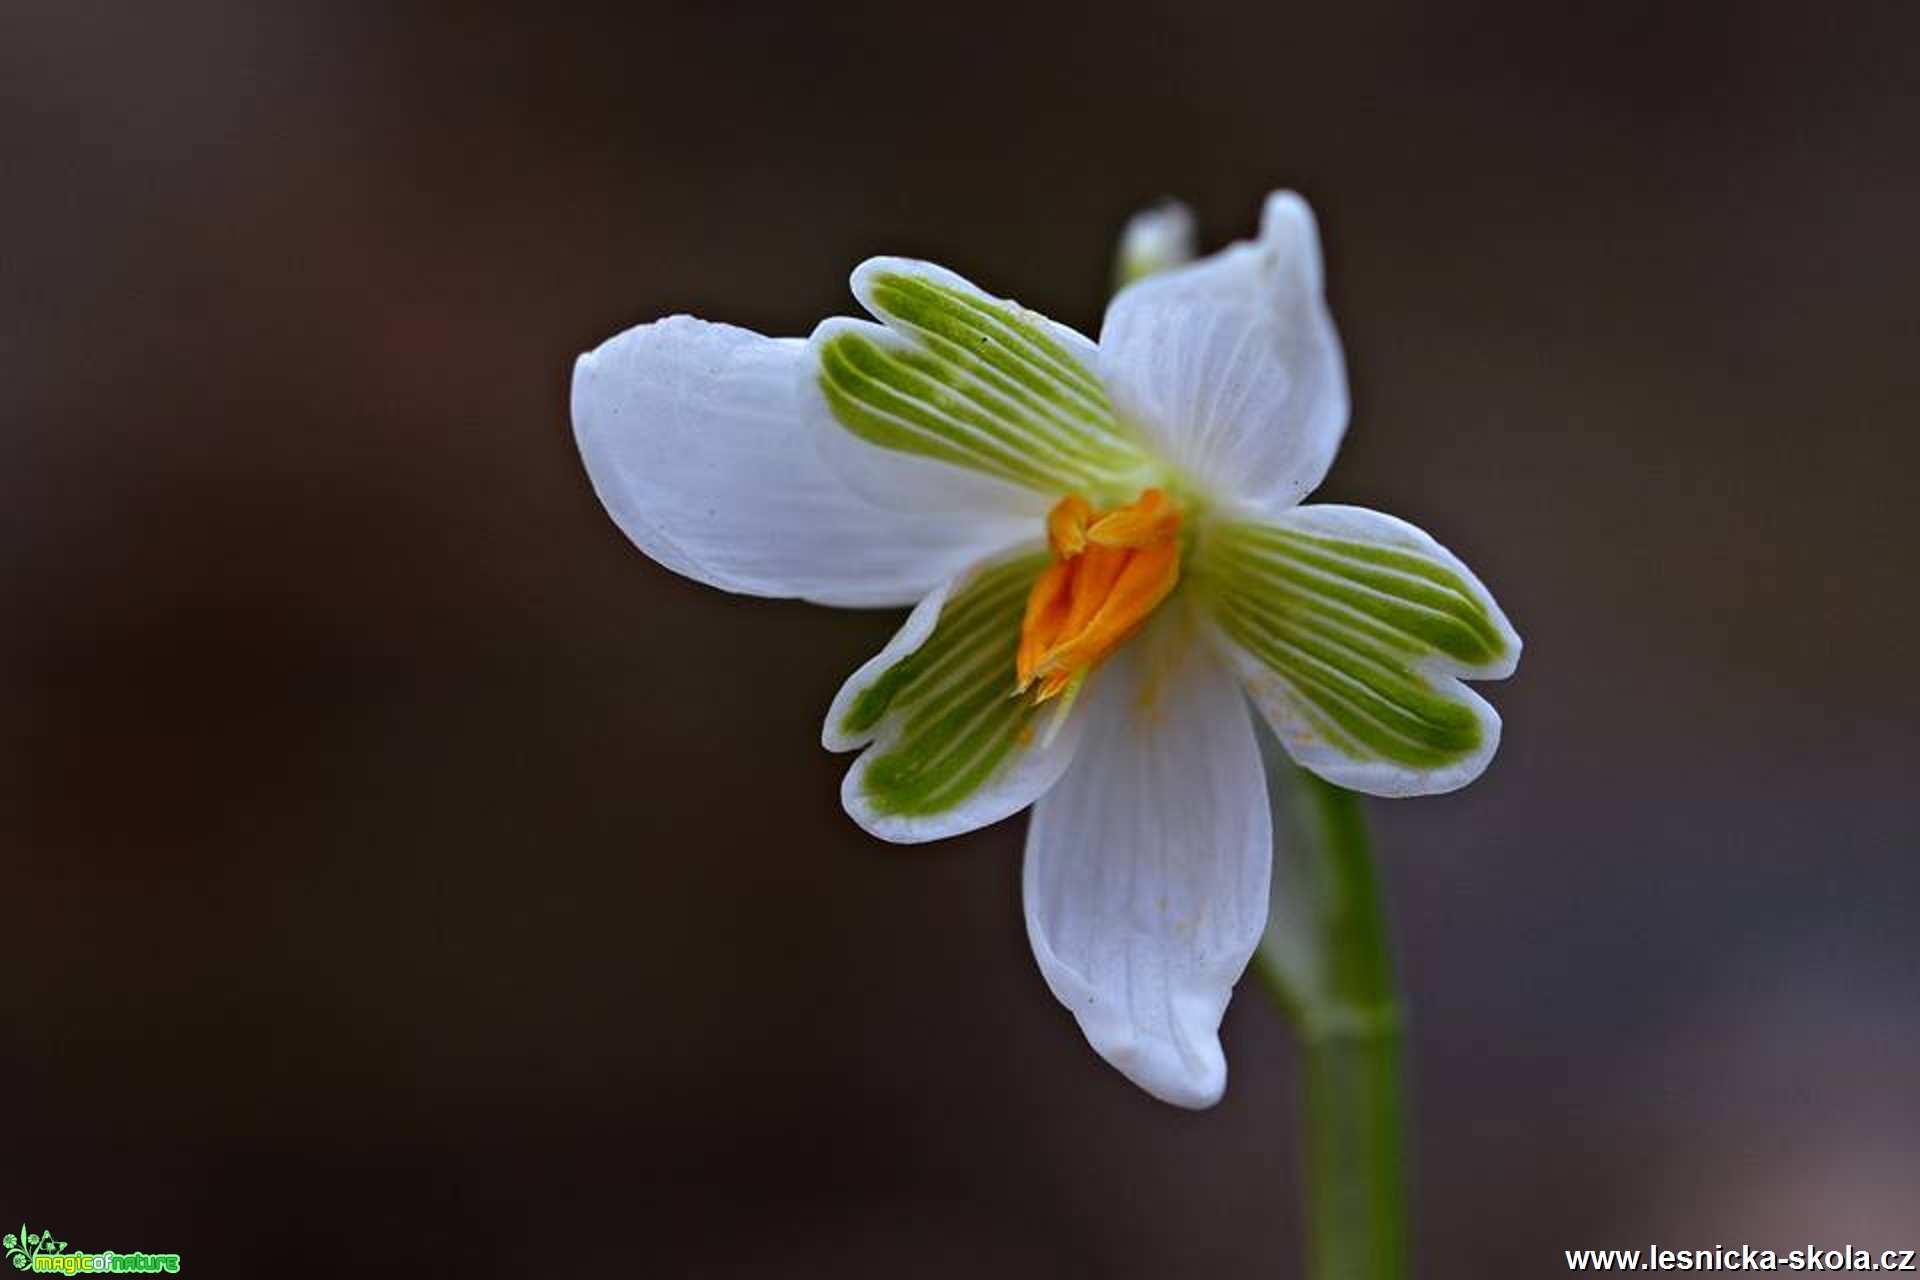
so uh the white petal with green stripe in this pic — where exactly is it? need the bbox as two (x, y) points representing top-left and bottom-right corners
(807, 259), (1155, 514)
(825, 548), (1089, 842)
(1198, 504), (1520, 797)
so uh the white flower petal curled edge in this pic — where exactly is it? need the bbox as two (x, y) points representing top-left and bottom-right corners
(572, 192), (1520, 1107)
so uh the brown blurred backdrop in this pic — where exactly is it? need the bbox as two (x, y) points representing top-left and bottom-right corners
(6, 2), (1918, 1276)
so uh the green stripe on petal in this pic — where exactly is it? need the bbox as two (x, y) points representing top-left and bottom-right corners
(844, 554), (1039, 813)
(1196, 505), (1519, 796)
(814, 261), (1153, 499)
(826, 550), (1086, 840)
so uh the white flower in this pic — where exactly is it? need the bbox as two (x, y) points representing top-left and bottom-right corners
(572, 192), (1520, 1107)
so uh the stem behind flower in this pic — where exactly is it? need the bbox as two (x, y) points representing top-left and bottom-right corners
(1254, 729), (1408, 1280)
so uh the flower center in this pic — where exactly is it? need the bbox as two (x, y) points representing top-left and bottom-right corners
(1015, 488), (1183, 704)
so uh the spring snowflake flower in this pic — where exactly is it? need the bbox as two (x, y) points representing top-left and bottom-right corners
(573, 192), (1519, 1106)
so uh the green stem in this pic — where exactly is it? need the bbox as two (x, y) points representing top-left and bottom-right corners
(1253, 739), (1408, 1280)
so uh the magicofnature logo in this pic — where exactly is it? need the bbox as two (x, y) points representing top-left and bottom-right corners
(4, 1227), (179, 1274)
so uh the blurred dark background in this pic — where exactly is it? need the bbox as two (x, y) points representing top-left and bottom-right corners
(6, 2), (1918, 1275)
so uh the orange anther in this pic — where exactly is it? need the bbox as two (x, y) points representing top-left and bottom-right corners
(1046, 494), (1095, 559)
(1016, 490), (1183, 703)
(1086, 487), (1179, 548)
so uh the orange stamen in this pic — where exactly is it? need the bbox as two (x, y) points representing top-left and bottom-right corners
(1016, 489), (1182, 703)
(1046, 494), (1094, 558)
(1085, 487), (1180, 548)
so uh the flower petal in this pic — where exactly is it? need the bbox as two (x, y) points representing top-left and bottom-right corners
(574, 316), (1030, 607)
(826, 548), (1087, 842)
(1023, 618), (1272, 1108)
(1098, 191), (1348, 513)
(1201, 504), (1521, 797)
(806, 259), (1156, 512)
